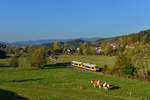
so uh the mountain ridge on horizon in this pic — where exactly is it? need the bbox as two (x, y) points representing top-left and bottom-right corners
(0, 37), (102, 46)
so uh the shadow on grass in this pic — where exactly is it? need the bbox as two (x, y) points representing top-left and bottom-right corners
(0, 63), (9, 68)
(0, 89), (29, 100)
(0, 65), (9, 67)
(109, 85), (120, 90)
(11, 78), (44, 83)
(44, 63), (68, 69)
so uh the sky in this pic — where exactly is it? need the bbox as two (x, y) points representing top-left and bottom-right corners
(0, 0), (150, 42)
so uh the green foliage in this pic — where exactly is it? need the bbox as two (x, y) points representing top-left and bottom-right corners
(80, 43), (96, 55)
(122, 62), (137, 76)
(104, 44), (113, 56)
(113, 50), (135, 75)
(9, 56), (18, 67)
(65, 39), (84, 48)
(26, 45), (40, 56)
(53, 41), (63, 54)
(114, 44), (150, 79)
(120, 37), (127, 48)
(31, 48), (46, 69)
(102, 64), (108, 71)
(113, 52), (126, 73)
(131, 45), (150, 79)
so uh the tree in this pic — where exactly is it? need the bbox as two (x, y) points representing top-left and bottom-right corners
(120, 37), (127, 48)
(104, 44), (113, 56)
(80, 43), (96, 55)
(81, 43), (90, 55)
(122, 62), (137, 76)
(9, 56), (18, 67)
(32, 48), (46, 69)
(113, 52), (126, 73)
(53, 41), (63, 54)
(26, 45), (39, 56)
(132, 45), (150, 79)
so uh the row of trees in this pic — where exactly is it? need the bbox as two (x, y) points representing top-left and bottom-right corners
(119, 30), (150, 47)
(9, 48), (47, 69)
(113, 45), (150, 80)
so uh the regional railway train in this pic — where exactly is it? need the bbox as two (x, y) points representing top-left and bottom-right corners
(71, 61), (102, 72)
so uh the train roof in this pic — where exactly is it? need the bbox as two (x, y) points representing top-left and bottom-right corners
(72, 61), (97, 67)
(72, 61), (82, 64)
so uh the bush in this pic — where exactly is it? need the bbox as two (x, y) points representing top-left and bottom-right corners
(102, 64), (108, 71)
(9, 56), (18, 67)
(32, 48), (46, 69)
(122, 62), (137, 76)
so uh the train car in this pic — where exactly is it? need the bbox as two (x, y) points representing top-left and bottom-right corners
(72, 61), (101, 72)
(83, 63), (88, 69)
(78, 62), (82, 68)
(72, 61), (78, 67)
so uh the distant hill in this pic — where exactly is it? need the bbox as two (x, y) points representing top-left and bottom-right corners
(6, 39), (69, 46)
(64, 39), (85, 48)
(1, 37), (101, 46)
(96, 29), (150, 45)
(0, 41), (6, 44)
(96, 35), (125, 43)
(3, 29), (150, 47)
(1, 29), (150, 47)
(78, 37), (102, 41)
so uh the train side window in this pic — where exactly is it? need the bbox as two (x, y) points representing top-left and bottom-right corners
(95, 66), (99, 68)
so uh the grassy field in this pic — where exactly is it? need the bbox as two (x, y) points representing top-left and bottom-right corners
(57, 55), (115, 67)
(57, 55), (150, 71)
(0, 57), (150, 100)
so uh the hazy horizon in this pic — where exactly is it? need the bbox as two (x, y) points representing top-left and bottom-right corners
(0, 0), (150, 42)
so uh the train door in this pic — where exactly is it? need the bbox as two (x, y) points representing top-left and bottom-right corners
(90, 65), (92, 71)
(72, 62), (75, 67)
(94, 66), (96, 71)
(84, 64), (86, 69)
(80, 63), (83, 68)
(78, 62), (80, 67)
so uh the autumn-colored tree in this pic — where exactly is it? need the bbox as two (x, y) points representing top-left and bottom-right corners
(80, 43), (96, 55)
(53, 41), (63, 54)
(100, 42), (106, 50)
(104, 44), (113, 56)
(120, 37), (127, 48)
(80, 43), (89, 55)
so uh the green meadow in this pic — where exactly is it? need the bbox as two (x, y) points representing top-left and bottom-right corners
(57, 55), (115, 67)
(0, 57), (150, 100)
